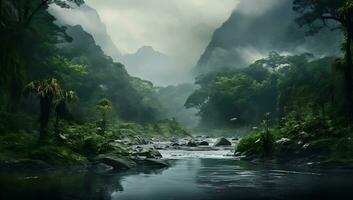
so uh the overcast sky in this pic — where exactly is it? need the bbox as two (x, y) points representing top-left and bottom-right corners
(84, 0), (239, 66)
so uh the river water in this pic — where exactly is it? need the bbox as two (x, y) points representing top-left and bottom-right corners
(1, 147), (353, 200)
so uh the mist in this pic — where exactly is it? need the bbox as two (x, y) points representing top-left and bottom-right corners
(49, 0), (239, 86)
(196, 0), (343, 74)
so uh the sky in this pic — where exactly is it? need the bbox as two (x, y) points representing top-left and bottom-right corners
(84, 0), (239, 66)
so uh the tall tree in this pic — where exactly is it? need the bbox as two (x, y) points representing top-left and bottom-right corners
(293, 0), (353, 121)
(24, 78), (64, 142)
(0, 0), (84, 112)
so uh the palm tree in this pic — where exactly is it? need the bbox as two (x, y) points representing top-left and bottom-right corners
(24, 78), (63, 142)
(95, 98), (113, 134)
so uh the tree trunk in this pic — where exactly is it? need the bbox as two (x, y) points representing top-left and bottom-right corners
(344, 26), (353, 123)
(39, 96), (53, 142)
(55, 111), (59, 135)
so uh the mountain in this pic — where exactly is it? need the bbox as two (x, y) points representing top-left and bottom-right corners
(49, 4), (122, 61)
(195, 0), (343, 75)
(50, 5), (191, 86)
(59, 25), (164, 122)
(120, 46), (191, 86)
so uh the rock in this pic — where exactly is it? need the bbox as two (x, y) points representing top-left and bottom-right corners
(134, 136), (149, 145)
(275, 138), (291, 145)
(198, 141), (209, 146)
(172, 143), (180, 146)
(234, 152), (242, 156)
(214, 138), (232, 146)
(130, 146), (162, 159)
(95, 154), (136, 170)
(90, 163), (114, 174)
(186, 140), (197, 147)
(302, 143), (310, 149)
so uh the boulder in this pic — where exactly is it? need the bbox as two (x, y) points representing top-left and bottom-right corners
(89, 163), (114, 174)
(130, 146), (162, 159)
(172, 143), (180, 146)
(186, 140), (198, 147)
(214, 138), (232, 146)
(275, 138), (291, 145)
(198, 141), (209, 146)
(95, 154), (136, 170)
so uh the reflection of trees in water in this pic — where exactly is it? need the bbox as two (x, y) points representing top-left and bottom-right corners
(83, 172), (124, 200)
(0, 166), (170, 200)
(0, 170), (124, 200)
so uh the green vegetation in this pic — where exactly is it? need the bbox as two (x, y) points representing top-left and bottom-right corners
(0, 0), (188, 168)
(186, 0), (353, 164)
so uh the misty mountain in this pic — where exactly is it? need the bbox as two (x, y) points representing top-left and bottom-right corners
(59, 25), (165, 122)
(195, 0), (343, 75)
(120, 46), (189, 86)
(50, 4), (191, 86)
(49, 4), (123, 61)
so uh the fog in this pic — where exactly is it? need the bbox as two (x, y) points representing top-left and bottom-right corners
(196, 0), (343, 74)
(50, 0), (342, 85)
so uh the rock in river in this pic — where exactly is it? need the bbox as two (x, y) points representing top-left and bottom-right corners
(130, 145), (162, 159)
(198, 141), (209, 146)
(186, 140), (198, 147)
(214, 138), (232, 146)
(95, 154), (137, 170)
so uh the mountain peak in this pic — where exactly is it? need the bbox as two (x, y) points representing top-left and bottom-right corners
(136, 46), (158, 54)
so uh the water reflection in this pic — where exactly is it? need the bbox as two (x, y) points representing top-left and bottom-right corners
(1, 159), (353, 200)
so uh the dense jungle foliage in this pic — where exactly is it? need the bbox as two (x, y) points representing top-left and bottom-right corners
(0, 0), (188, 167)
(185, 0), (353, 162)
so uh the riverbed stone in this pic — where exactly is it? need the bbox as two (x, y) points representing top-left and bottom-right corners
(198, 141), (209, 146)
(186, 140), (198, 147)
(130, 145), (162, 159)
(214, 138), (232, 146)
(95, 154), (137, 170)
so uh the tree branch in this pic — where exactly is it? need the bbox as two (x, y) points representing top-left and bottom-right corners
(24, 0), (51, 27)
(321, 15), (343, 23)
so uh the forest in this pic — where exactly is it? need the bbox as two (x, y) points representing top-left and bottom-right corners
(1, 0), (353, 200)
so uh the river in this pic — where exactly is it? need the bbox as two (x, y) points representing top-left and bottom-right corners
(1, 143), (353, 200)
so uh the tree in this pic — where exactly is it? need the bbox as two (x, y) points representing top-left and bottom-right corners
(54, 90), (78, 134)
(24, 78), (63, 142)
(293, 0), (353, 121)
(0, 0), (84, 112)
(95, 98), (113, 134)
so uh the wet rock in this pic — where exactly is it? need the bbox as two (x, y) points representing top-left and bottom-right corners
(275, 138), (291, 145)
(90, 163), (114, 174)
(130, 145), (162, 159)
(234, 152), (242, 156)
(134, 136), (150, 145)
(198, 141), (209, 146)
(95, 154), (136, 170)
(186, 140), (198, 147)
(214, 138), (232, 146)
(172, 143), (180, 146)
